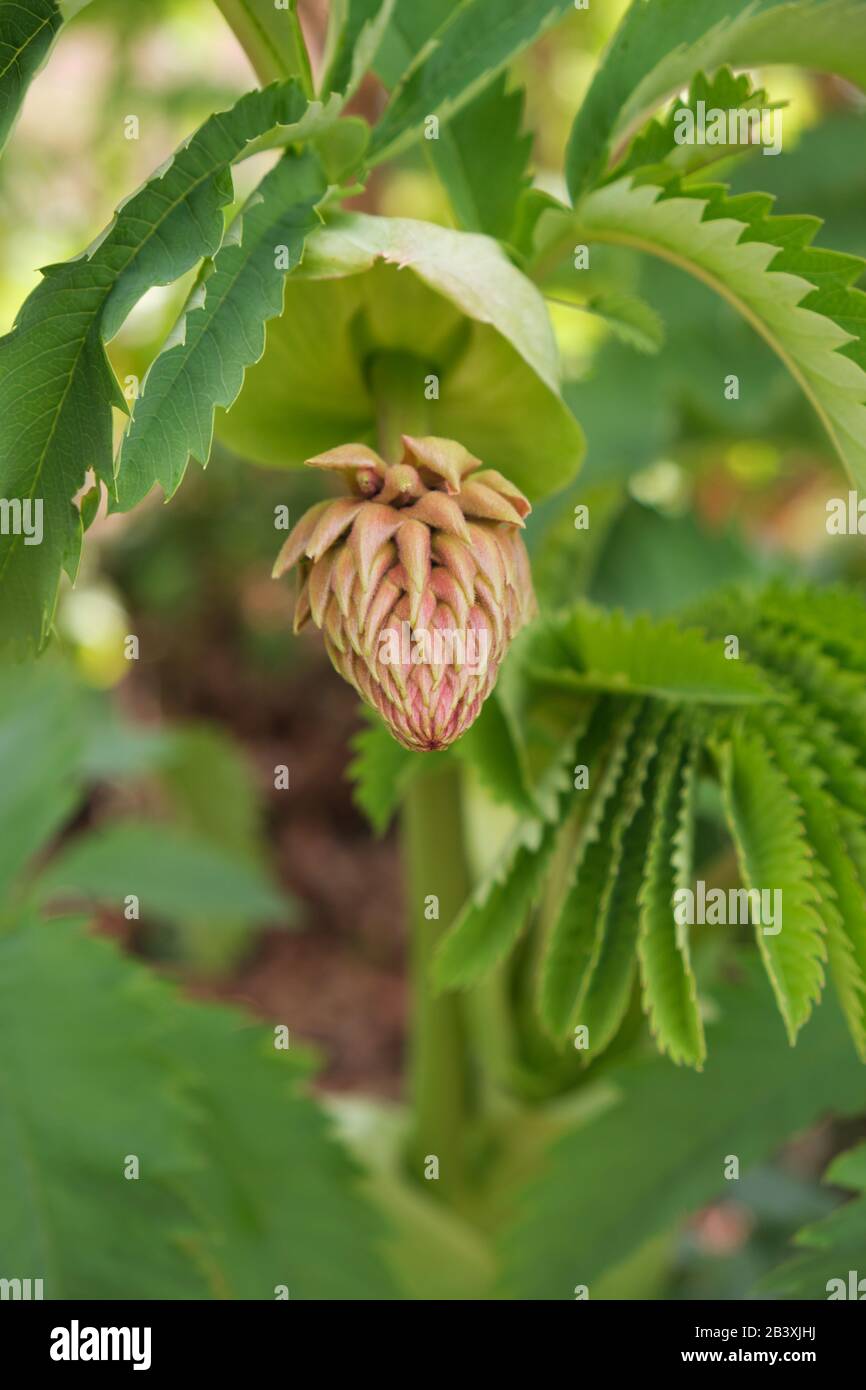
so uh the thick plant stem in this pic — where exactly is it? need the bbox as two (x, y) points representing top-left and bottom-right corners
(368, 352), (475, 1198)
(402, 764), (474, 1200)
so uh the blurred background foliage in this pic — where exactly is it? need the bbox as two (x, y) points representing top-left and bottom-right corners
(2, 0), (865, 1299)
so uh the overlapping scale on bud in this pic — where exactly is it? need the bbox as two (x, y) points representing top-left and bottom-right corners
(273, 435), (536, 750)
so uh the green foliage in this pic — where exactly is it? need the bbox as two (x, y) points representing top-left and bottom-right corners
(428, 74), (532, 240)
(499, 965), (866, 1299)
(35, 819), (288, 926)
(0, 0), (62, 154)
(762, 1142), (866, 1298)
(436, 584), (866, 1066)
(572, 171), (866, 488)
(320, 0), (395, 100)
(115, 150), (326, 510)
(0, 913), (397, 1297)
(216, 212), (584, 498)
(213, 0), (313, 92)
(0, 80), (315, 651)
(566, 0), (866, 199)
(348, 709), (430, 835)
(368, 0), (575, 165)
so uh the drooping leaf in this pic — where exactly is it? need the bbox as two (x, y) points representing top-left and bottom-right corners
(0, 80), (314, 651)
(115, 150), (326, 510)
(757, 708), (866, 1060)
(368, 0), (575, 165)
(716, 727), (826, 1043)
(637, 723), (706, 1067)
(428, 74), (532, 240)
(499, 966), (866, 1299)
(538, 702), (641, 1037)
(566, 0), (866, 200)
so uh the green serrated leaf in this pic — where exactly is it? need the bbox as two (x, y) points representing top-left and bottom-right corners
(499, 964), (866, 1299)
(368, 0), (574, 165)
(572, 174), (866, 487)
(115, 150), (326, 510)
(611, 67), (780, 187)
(348, 711), (431, 835)
(0, 914), (208, 1297)
(717, 727), (826, 1043)
(0, 80), (313, 652)
(170, 1005), (399, 1299)
(637, 723), (706, 1068)
(534, 604), (777, 704)
(566, 0), (866, 200)
(538, 702), (641, 1037)
(434, 702), (596, 990)
(757, 708), (866, 1060)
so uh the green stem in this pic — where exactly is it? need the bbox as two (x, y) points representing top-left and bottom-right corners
(369, 350), (476, 1200)
(402, 765), (474, 1199)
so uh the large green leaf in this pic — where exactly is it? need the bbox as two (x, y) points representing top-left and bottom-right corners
(171, 1007), (399, 1299)
(115, 150), (326, 510)
(569, 175), (866, 488)
(499, 967), (866, 1299)
(0, 914), (399, 1298)
(217, 213), (584, 500)
(368, 0), (575, 164)
(0, 915), (208, 1297)
(566, 0), (866, 199)
(762, 1142), (866, 1299)
(0, 80), (313, 652)
(0, 0), (62, 154)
